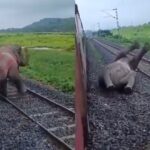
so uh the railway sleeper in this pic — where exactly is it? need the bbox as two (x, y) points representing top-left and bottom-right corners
(29, 111), (59, 117)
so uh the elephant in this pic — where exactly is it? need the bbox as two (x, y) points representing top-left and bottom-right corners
(0, 45), (29, 96)
(100, 42), (150, 93)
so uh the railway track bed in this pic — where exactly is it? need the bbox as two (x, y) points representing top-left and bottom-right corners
(24, 79), (74, 110)
(0, 98), (66, 150)
(87, 39), (150, 150)
(0, 81), (75, 150)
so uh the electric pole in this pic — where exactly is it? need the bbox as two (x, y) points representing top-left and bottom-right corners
(113, 8), (120, 34)
(97, 23), (101, 36)
(101, 8), (120, 35)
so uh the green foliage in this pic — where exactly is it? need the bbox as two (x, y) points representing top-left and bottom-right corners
(20, 48), (75, 92)
(111, 23), (150, 45)
(100, 23), (150, 49)
(101, 35), (131, 47)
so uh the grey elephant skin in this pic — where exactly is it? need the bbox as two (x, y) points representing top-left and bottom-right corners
(0, 45), (29, 96)
(101, 42), (150, 93)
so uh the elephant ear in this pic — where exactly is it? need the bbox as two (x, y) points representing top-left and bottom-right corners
(19, 47), (29, 66)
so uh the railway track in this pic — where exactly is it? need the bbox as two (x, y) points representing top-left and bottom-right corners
(93, 38), (150, 79)
(1, 83), (75, 150)
(87, 38), (150, 149)
(97, 38), (150, 63)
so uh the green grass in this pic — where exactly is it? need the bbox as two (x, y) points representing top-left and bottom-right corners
(113, 24), (150, 43)
(0, 32), (75, 50)
(0, 32), (75, 92)
(101, 23), (150, 47)
(20, 48), (75, 92)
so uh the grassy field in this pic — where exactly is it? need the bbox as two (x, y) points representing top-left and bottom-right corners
(21, 48), (75, 92)
(0, 33), (75, 92)
(102, 23), (150, 47)
(0, 32), (75, 50)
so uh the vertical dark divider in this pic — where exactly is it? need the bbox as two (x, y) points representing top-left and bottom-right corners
(75, 4), (88, 150)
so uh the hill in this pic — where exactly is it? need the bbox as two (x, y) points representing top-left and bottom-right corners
(0, 18), (75, 33)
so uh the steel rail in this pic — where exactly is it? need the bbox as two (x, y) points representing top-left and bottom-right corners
(93, 39), (150, 79)
(0, 94), (73, 150)
(27, 88), (75, 115)
(98, 38), (150, 64)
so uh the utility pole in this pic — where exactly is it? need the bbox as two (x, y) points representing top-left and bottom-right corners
(113, 8), (120, 34)
(101, 8), (120, 35)
(97, 23), (101, 36)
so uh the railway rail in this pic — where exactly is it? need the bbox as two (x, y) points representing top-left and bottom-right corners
(1, 83), (75, 150)
(93, 38), (150, 79)
(96, 38), (150, 63)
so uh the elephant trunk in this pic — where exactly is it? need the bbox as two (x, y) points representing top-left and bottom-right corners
(19, 47), (29, 66)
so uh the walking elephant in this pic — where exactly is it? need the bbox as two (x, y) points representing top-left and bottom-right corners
(0, 45), (29, 96)
(100, 42), (150, 93)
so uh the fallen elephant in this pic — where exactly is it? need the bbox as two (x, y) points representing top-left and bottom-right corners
(99, 42), (150, 93)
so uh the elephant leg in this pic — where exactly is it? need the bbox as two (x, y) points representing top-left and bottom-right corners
(0, 79), (7, 96)
(126, 71), (136, 89)
(129, 43), (149, 70)
(103, 67), (114, 89)
(129, 52), (145, 70)
(8, 67), (27, 94)
(115, 51), (127, 61)
(11, 76), (27, 94)
(115, 41), (140, 61)
(120, 71), (136, 93)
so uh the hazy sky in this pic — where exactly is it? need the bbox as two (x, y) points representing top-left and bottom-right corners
(75, 0), (150, 30)
(0, 0), (74, 29)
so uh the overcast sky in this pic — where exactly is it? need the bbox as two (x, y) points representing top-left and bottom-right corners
(0, 0), (74, 29)
(75, 0), (150, 30)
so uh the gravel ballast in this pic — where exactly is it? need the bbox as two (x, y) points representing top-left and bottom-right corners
(0, 98), (66, 150)
(0, 78), (74, 149)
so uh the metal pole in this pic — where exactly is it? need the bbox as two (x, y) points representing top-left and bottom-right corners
(113, 8), (120, 34)
(101, 8), (120, 35)
(97, 23), (101, 36)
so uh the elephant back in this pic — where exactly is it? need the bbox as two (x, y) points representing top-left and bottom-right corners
(0, 45), (29, 66)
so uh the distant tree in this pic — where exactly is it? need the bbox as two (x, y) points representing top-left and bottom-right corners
(99, 30), (112, 37)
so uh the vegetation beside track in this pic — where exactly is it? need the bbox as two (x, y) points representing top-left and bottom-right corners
(0, 33), (75, 92)
(0, 32), (75, 50)
(99, 23), (150, 47)
(21, 48), (75, 92)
